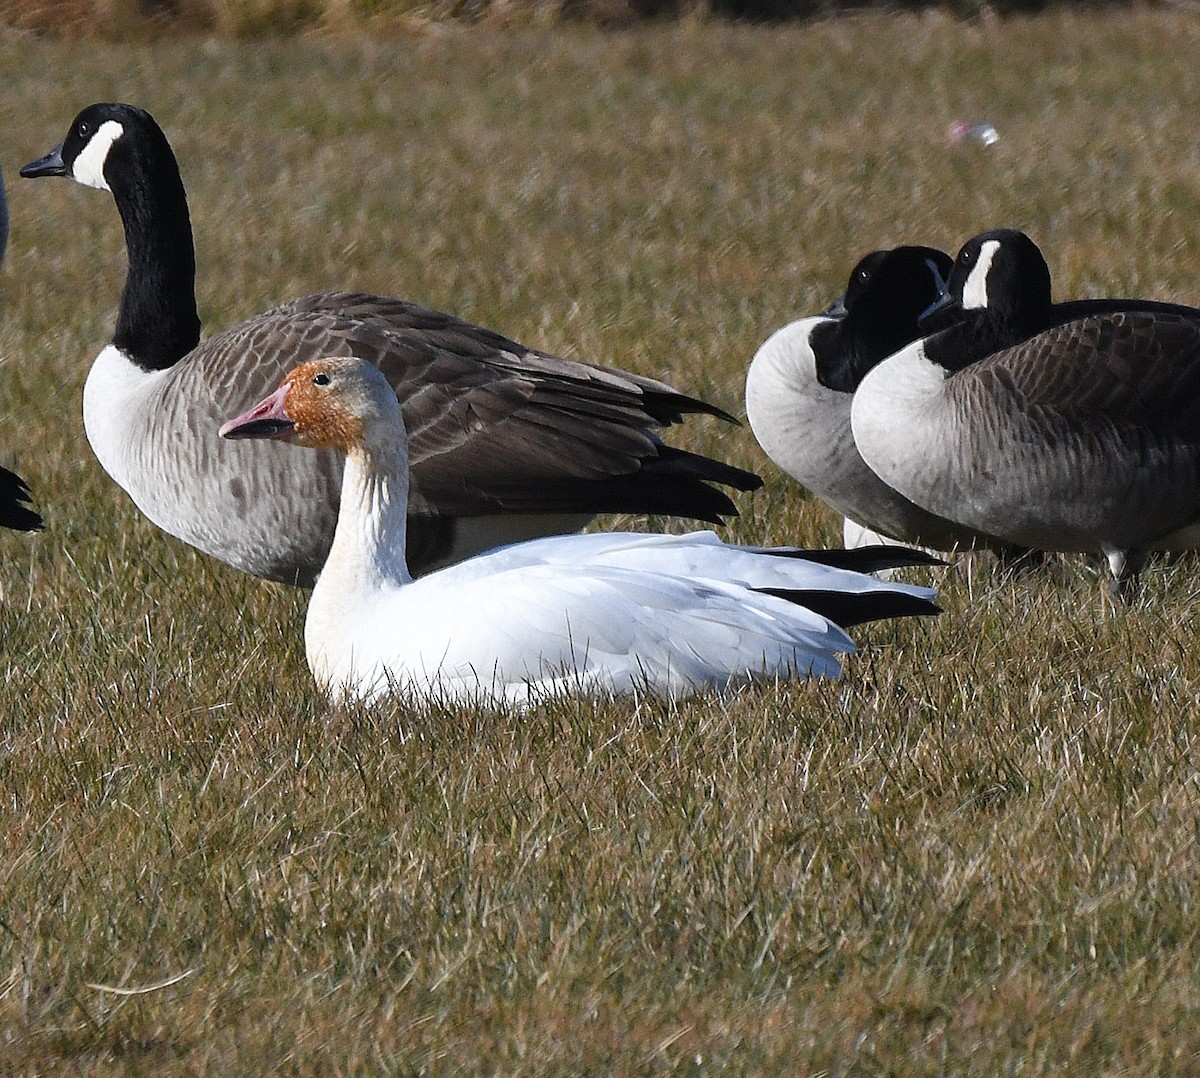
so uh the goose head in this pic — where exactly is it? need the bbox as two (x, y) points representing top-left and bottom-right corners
(813, 245), (953, 392)
(818, 249), (893, 319)
(913, 229), (1056, 373)
(22, 103), (199, 373)
(220, 357), (404, 454)
(945, 228), (1053, 326)
(20, 102), (165, 193)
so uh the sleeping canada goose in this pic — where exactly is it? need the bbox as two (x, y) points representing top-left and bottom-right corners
(851, 227), (1200, 598)
(221, 356), (940, 706)
(21, 102), (760, 587)
(745, 244), (1018, 554)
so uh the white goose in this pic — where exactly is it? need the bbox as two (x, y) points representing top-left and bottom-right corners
(851, 228), (1200, 598)
(221, 357), (940, 706)
(746, 245), (1016, 554)
(21, 103), (759, 586)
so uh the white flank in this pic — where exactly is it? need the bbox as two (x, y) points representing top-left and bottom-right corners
(744, 316), (835, 486)
(850, 339), (950, 498)
(83, 343), (169, 491)
(72, 120), (124, 191)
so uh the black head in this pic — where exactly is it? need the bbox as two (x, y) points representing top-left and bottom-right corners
(21, 103), (169, 193)
(841, 245), (953, 335)
(946, 228), (1054, 331)
(822, 249), (889, 318)
(814, 245), (953, 391)
(22, 102), (198, 372)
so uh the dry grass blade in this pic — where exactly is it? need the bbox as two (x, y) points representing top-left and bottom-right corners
(83, 970), (197, 996)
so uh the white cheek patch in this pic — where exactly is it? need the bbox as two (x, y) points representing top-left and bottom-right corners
(71, 120), (124, 191)
(960, 239), (999, 310)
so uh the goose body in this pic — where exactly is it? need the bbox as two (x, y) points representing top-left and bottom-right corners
(852, 228), (1200, 593)
(746, 246), (1011, 552)
(22, 103), (759, 586)
(0, 165), (8, 266)
(222, 358), (940, 706)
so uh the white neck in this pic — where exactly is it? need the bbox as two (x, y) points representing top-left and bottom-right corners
(304, 423), (413, 700)
(320, 428), (414, 594)
(849, 340), (948, 498)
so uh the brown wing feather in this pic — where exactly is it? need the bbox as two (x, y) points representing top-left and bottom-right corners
(194, 292), (757, 520)
(278, 293), (736, 423)
(959, 312), (1200, 437)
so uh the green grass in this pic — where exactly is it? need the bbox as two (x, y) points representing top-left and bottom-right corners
(5, 10), (1200, 1074)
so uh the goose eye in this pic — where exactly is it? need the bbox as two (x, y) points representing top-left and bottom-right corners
(78, 121), (91, 138)
(312, 372), (332, 387)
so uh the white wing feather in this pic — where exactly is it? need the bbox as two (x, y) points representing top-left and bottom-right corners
(307, 531), (929, 706)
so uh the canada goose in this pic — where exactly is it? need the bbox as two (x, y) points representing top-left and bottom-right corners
(21, 102), (760, 587)
(0, 169), (41, 533)
(221, 357), (939, 705)
(0, 165), (8, 266)
(745, 245), (1017, 554)
(851, 227), (1200, 598)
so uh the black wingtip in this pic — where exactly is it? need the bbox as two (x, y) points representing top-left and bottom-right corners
(0, 468), (42, 532)
(760, 587), (941, 629)
(478, 445), (762, 523)
(647, 445), (763, 494)
(636, 387), (741, 427)
(761, 544), (945, 574)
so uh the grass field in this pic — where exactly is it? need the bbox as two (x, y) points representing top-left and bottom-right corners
(5, 9), (1200, 1074)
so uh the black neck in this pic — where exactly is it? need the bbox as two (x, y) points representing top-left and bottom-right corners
(811, 320), (860, 392)
(109, 141), (201, 372)
(923, 313), (1019, 374)
(814, 307), (930, 393)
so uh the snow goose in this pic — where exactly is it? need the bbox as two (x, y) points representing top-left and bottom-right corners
(221, 357), (940, 706)
(746, 245), (1022, 555)
(851, 228), (1200, 598)
(21, 103), (760, 587)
